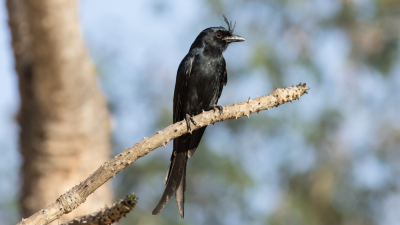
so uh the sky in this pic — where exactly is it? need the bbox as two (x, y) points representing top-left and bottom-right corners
(0, 1), (20, 223)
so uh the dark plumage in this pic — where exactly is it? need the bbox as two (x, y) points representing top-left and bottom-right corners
(152, 16), (245, 218)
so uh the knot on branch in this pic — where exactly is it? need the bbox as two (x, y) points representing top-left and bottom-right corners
(56, 188), (85, 214)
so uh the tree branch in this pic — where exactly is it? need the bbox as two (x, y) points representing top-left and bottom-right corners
(60, 193), (137, 225)
(17, 83), (310, 225)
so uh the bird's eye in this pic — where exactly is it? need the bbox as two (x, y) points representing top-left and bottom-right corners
(216, 32), (222, 38)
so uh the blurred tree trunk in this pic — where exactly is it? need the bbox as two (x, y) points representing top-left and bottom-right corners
(7, 0), (112, 222)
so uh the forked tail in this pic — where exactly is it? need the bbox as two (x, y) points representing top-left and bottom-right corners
(152, 151), (187, 218)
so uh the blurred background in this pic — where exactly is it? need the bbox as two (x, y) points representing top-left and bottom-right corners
(1, 0), (400, 224)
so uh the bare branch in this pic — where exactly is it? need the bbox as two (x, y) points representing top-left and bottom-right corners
(17, 83), (310, 225)
(60, 193), (137, 225)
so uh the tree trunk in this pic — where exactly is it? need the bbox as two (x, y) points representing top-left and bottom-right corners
(7, 0), (112, 222)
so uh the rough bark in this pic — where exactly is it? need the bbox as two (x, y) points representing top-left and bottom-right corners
(7, 0), (112, 222)
(16, 84), (310, 225)
(60, 193), (137, 225)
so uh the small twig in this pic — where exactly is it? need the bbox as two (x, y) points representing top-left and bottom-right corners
(16, 83), (310, 225)
(60, 193), (137, 225)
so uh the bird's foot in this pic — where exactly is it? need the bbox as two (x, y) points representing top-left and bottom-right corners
(211, 105), (223, 115)
(185, 114), (197, 133)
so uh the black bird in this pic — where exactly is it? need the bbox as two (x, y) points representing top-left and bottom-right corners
(152, 16), (245, 218)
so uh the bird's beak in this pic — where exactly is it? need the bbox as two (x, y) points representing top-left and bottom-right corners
(223, 34), (245, 43)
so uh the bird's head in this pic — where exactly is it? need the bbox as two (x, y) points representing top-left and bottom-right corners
(190, 15), (245, 53)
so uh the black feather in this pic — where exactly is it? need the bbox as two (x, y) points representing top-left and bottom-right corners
(223, 14), (236, 34)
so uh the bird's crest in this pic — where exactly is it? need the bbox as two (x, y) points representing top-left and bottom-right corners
(223, 15), (236, 34)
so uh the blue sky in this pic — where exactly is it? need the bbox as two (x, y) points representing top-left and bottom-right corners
(1, 0), (400, 224)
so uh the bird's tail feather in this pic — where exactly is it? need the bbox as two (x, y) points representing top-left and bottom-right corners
(152, 151), (187, 217)
(175, 156), (186, 218)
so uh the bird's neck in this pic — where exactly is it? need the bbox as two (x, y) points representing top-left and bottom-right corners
(202, 42), (225, 57)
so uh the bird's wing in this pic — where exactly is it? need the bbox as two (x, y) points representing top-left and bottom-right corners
(153, 52), (197, 218)
(187, 127), (206, 158)
(188, 58), (226, 158)
(173, 52), (197, 123)
(217, 58), (227, 100)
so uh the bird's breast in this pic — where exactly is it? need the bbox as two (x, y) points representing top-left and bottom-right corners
(185, 55), (225, 115)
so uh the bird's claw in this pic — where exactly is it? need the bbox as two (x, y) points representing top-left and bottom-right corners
(185, 114), (197, 133)
(211, 105), (223, 115)
(190, 117), (197, 125)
